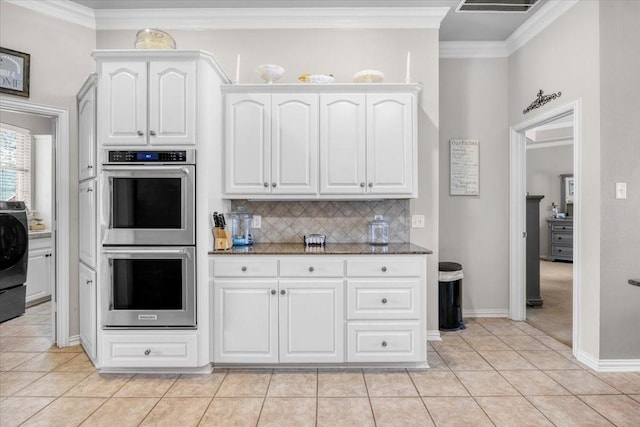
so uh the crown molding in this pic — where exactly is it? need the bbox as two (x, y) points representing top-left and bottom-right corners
(440, 0), (579, 58)
(92, 6), (449, 30)
(4, 0), (96, 29)
(505, 0), (580, 56)
(440, 41), (508, 58)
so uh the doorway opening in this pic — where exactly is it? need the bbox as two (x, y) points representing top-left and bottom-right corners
(1, 98), (71, 347)
(509, 100), (581, 356)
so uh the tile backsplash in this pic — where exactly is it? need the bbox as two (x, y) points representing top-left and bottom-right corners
(231, 200), (410, 244)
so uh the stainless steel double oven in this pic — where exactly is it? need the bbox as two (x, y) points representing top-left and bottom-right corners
(101, 149), (196, 328)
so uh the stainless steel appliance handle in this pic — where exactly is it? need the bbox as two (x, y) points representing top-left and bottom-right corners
(103, 248), (188, 255)
(102, 166), (191, 172)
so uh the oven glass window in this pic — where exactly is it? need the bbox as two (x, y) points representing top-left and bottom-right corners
(112, 178), (181, 228)
(113, 259), (183, 310)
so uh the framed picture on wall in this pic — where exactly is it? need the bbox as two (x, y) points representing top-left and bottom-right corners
(0, 47), (31, 98)
(450, 139), (480, 196)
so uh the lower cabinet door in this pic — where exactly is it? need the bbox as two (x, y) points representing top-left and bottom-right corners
(347, 322), (423, 363)
(79, 262), (97, 361)
(213, 280), (279, 363)
(279, 280), (344, 363)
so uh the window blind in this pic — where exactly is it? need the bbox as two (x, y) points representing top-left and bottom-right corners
(0, 123), (32, 207)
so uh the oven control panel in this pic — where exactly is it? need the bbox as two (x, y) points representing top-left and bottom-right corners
(107, 150), (191, 163)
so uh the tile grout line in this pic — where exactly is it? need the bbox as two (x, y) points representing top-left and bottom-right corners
(254, 369), (274, 427)
(406, 366), (438, 426)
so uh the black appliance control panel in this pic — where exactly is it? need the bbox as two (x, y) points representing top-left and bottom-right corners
(108, 150), (188, 163)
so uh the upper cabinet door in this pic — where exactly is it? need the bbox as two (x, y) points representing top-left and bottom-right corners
(271, 94), (318, 195)
(78, 83), (96, 180)
(225, 93), (271, 194)
(148, 61), (196, 145)
(319, 94), (366, 194)
(98, 61), (147, 145)
(366, 94), (414, 195)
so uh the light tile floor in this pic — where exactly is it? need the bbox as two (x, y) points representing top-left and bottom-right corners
(2, 303), (640, 426)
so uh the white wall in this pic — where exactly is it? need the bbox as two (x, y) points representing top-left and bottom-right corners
(0, 2), (96, 337)
(526, 144), (573, 257)
(33, 135), (53, 229)
(509, 0), (601, 358)
(599, 0), (640, 359)
(96, 28), (442, 331)
(439, 58), (509, 316)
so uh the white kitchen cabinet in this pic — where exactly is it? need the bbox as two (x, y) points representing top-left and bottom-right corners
(101, 331), (198, 368)
(97, 59), (196, 146)
(224, 93), (318, 195)
(223, 84), (419, 199)
(25, 237), (53, 304)
(79, 262), (97, 361)
(77, 75), (97, 181)
(211, 256), (345, 364)
(78, 180), (96, 268)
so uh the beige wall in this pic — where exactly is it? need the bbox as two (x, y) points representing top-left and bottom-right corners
(599, 0), (640, 359)
(439, 58), (509, 315)
(509, 0), (601, 358)
(0, 2), (96, 337)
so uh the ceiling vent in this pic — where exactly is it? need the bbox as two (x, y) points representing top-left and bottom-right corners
(456, 0), (540, 13)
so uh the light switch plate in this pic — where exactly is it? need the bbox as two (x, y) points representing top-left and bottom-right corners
(411, 215), (425, 228)
(252, 215), (262, 228)
(616, 182), (627, 199)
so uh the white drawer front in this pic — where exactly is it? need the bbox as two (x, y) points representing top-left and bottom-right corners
(347, 258), (421, 277)
(102, 333), (197, 367)
(213, 258), (278, 277)
(347, 279), (420, 320)
(347, 322), (423, 363)
(280, 258), (344, 277)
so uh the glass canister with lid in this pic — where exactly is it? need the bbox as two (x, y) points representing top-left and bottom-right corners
(368, 215), (389, 245)
(228, 211), (254, 246)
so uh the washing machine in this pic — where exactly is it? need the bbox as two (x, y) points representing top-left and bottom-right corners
(0, 201), (29, 322)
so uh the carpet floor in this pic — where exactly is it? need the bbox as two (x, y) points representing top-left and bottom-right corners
(526, 259), (573, 347)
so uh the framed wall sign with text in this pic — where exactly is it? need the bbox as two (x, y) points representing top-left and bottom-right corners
(0, 47), (30, 98)
(450, 139), (479, 196)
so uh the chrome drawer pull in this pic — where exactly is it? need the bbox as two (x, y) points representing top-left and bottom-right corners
(241, 266), (247, 272)
(271, 289), (276, 295)
(309, 266), (314, 272)
(264, 182), (269, 187)
(144, 349), (151, 356)
(280, 289), (286, 295)
(381, 266), (387, 272)
(381, 341), (388, 347)
(381, 298), (388, 304)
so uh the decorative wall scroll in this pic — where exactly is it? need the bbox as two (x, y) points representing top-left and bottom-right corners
(450, 139), (479, 196)
(523, 89), (561, 114)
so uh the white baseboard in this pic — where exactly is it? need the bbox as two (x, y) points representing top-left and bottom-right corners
(463, 309), (509, 318)
(575, 349), (640, 372)
(427, 330), (442, 341)
(67, 335), (81, 347)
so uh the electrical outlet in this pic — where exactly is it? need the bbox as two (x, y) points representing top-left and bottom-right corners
(616, 182), (627, 200)
(411, 215), (425, 228)
(252, 215), (261, 229)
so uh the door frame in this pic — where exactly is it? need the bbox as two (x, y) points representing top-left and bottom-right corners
(509, 99), (581, 354)
(1, 97), (70, 347)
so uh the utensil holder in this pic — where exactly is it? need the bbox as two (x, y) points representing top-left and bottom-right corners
(213, 228), (232, 250)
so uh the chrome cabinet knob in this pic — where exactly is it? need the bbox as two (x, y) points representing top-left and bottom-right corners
(368, 182), (373, 188)
(381, 266), (387, 272)
(381, 341), (388, 347)
(280, 289), (286, 295)
(241, 266), (247, 272)
(137, 130), (144, 136)
(309, 266), (314, 272)
(86, 280), (92, 285)
(87, 187), (93, 192)
(264, 182), (269, 187)
(271, 289), (276, 295)
(144, 349), (151, 356)
(381, 298), (387, 304)
(360, 182), (365, 188)
(149, 130), (156, 136)
(87, 165), (93, 169)
(272, 182), (277, 187)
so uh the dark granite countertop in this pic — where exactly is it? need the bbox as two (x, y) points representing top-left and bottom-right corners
(209, 242), (432, 255)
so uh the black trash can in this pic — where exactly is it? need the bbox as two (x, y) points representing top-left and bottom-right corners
(438, 262), (465, 331)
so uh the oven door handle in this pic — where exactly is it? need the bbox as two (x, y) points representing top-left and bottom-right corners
(102, 165), (192, 173)
(103, 248), (190, 258)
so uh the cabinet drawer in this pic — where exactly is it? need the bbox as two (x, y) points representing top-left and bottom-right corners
(551, 233), (572, 244)
(347, 279), (420, 320)
(280, 258), (344, 277)
(102, 333), (197, 368)
(213, 258), (278, 277)
(347, 258), (421, 277)
(551, 223), (573, 232)
(552, 245), (573, 258)
(347, 322), (423, 363)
